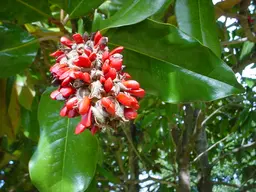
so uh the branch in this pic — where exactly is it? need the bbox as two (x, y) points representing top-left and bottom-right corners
(233, 52), (256, 73)
(201, 104), (243, 127)
(121, 125), (146, 167)
(213, 181), (240, 188)
(221, 37), (248, 46)
(212, 141), (256, 165)
(239, 0), (256, 42)
(192, 134), (230, 163)
(125, 176), (176, 187)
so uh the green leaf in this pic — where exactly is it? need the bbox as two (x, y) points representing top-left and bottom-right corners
(84, 177), (97, 192)
(107, 19), (243, 102)
(151, 0), (174, 22)
(97, 0), (125, 17)
(50, 0), (104, 18)
(29, 88), (99, 192)
(239, 41), (255, 61)
(77, 19), (84, 35)
(15, 74), (36, 110)
(97, 166), (120, 184)
(21, 97), (40, 142)
(0, 0), (51, 24)
(175, 0), (221, 57)
(92, 0), (166, 31)
(0, 24), (39, 78)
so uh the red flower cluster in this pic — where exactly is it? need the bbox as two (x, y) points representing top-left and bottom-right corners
(49, 31), (145, 135)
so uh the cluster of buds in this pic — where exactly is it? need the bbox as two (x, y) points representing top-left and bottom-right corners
(49, 31), (145, 135)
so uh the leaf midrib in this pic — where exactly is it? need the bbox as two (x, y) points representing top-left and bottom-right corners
(196, 0), (204, 43)
(101, 0), (163, 30)
(0, 39), (38, 53)
(61, 118), (70, 191)
(108, 42), (240, 90)
(16, 0), (51, 18)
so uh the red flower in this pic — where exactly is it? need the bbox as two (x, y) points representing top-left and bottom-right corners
(49, 32), (145, 134)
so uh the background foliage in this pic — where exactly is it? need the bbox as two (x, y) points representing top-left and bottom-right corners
(0, 0), (255, 192)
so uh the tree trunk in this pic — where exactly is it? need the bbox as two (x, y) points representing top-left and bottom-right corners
(176, 105), (197, 192)
(195, 127), (213, 192)
(177, 152), (190, 192)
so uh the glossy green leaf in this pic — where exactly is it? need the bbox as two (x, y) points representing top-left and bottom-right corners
(0, 0), (51, 24)
(29, 88), (99, 192)
(175, 0), (221, 57)
(107, 19), (243, 102)
(50, 0), (104, 18)
(0, 79), (15, 140)
(97, 0), (125, 17)
(92, 0), (166, 31)
(16, 74), (36, 110)
(97, 166), (120, 184)
(239, 41), (255, 61)
(21, 97), (40, 142)
(151, 0), (174, 22)
(0, 24), (39, 78)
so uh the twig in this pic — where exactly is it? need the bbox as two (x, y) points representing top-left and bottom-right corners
(60, 9), (64, 22)
(192, 134), (230, 163)
(233, 53), (256, 73)
(121, 125), (146, 167)
(212, 141), (256, 165)
(221, 37), (248, 46)
(201, 104), (243, 127)
(62, 14), (70, 25)
(213, 181), (240, 188)
(37, 36), (60, 42)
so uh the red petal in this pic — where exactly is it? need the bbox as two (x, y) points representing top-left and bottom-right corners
(98, 37), (108, 50)
(104, 78), (113, 93)
(100, 76), (106, 84)
(59, 87), (75, 97)
(84, 48), (92, 57)
(101, 97), (115, 115)
(78, 96), (91, 115)
(122, 72), (132, 79)
(116, 93), (138, 109)
(127, 88), (145, 98)
(102, 60), (110, 74)
(102, 51), (109, 62)
(116, 93), (132, 107)
(105, 68), (117, 80)
(56, 54), (66, 62)
(89, 52), (97, 61)
(50, 90), (60, 100)
(73, 55), (91, 68)
(124, 108), (137, 120)
(81, 107), (92, 127)
(50, 63), (68, 74)
(109, 58), (122, 71)
(109, 46), (124, 56)
(60, 106), (68, 117)
(50, 50), (64, 57)
(74, 71), (90, 83)
(130, 96), (139, 110)
(75, 123), (86, 134)
(66, 97), (78, 110)
(61, 76), (72, 87)
(94, 31), (102, 45)
(55, 67), (69, 77)
(123, 80), (140, 90)
(72, 33), (84, 44)
(67, 109), (78, 118)
(91, 125), (99, 135)
(59, 69), (73, 80)
(60, 36), (73, 47)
